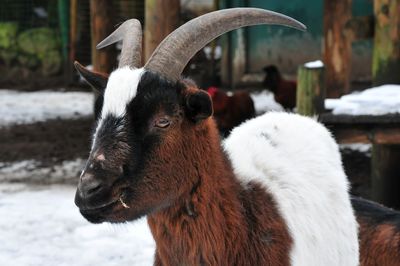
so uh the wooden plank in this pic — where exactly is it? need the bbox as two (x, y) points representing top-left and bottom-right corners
(144, 0), (180, 61)
(374, 128), (400, 144)
(320, 113), (400, 124)
(323, 0), (352, 98)
(327, 126), (400, 144)
(373, 0), (400, 85)
(90, 0), (116, 73)
(329, 128), (371, 144)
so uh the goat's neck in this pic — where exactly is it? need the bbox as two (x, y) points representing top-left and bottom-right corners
(147, 121), (291, 265)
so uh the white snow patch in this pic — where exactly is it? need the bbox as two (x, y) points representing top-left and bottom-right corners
(340, 143), (372, 154)
(304, 60), (324, 68)
(203, 45), (222, 60)
(0, 90), (94, 127)
(250, 91), (284, 115)
(0, 159), (86, 183)
(325, 85), (400, 115)
(0, 184), (155, 266)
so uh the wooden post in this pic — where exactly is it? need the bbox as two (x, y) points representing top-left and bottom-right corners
(90, 0), (116, 73)
(68, 0), (78, 82)
(296, 62), (325, 116)
(323, 0), (352, 98)
(144, 0), (180, 61)
(372, 0), (400, 85)
(371, 144), (400, 209)
(370, 0), (400, 209)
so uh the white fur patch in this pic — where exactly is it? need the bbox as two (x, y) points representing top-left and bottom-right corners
(91, 67), (144, 151)
(223, 112), (359, 266)
(101, 67), (144, 118)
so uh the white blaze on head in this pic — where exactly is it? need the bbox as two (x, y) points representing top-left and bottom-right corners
(101, 67), (145, 118)
(91, 67), (145, 151)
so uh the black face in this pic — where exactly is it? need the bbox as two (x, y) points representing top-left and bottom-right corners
(74, 70), (212, 224)
(263, 65), (281, 92)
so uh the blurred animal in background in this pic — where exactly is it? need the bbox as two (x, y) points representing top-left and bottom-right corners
(207, 86), (255, 135)
(263, 65), (297, 110)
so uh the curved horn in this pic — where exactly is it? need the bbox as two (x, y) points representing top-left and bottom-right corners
(97, 19), (142, 68)
(144, 8), (306, 81)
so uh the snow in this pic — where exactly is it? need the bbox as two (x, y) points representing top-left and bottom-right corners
(325, 85), (400, 115)
(203, 45), (222, 60)
(304, 60), (324, 68)
(0, 90), (94, 127)
(250, 90), (284, 115)
(0, 159), (86, 183)
(339, 143), (371, 154)
(0, 184), (155, 266)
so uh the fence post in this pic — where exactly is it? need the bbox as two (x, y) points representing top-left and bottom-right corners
(296, 62), (325, 116)
(372, 0), (400, 85)
(323, 0), (352, 98)
(371, 144), (400, 209)
(371, 0), (400, 209)
(90, 0), (116, 73)
(144, 0), (180, 61)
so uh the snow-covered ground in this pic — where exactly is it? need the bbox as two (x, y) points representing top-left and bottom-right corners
(0, 184), (155, 266)
(0, 90), (93, 127)
(325, 85), (400, 115)
(0, 159), (85, 183)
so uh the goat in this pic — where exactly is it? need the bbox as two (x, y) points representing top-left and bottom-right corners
(73, 8), (360, 265)
(207, 86), (255, 135)
(263, 65), (297, 109)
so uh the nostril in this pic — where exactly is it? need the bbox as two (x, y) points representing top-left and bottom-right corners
(86, 182), (103, 195)
(78, 177), (104, 198)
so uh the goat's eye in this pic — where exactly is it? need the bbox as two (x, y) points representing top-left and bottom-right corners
(155, 117), (171, 128)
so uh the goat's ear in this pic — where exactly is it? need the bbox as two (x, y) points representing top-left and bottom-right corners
(74, 61), (108, 93)
(184, 90), (213, 122)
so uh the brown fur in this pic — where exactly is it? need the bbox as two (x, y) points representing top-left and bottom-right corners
(147, 116), (292, 266)
(263, 65), (296, 109)
(75, 75), (291, 265)
(357, 219), (400, 266)
(207, 87), (255, 134)
(352, 197), (400, 266)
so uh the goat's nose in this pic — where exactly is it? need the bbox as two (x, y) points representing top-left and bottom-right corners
(78, 173), (104, 198)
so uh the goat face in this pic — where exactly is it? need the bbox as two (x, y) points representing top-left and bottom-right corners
(75, 69), (212, 223)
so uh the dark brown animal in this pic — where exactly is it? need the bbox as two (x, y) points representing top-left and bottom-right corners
(207, 87), (255, 134)
(352, 197), (400, 266)
(263, 65), (297, 109)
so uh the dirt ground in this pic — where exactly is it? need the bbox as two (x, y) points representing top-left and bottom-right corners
(0, 117), (93, 165)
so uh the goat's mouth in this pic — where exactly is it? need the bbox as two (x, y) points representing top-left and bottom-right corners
(76, 191), (132, 223)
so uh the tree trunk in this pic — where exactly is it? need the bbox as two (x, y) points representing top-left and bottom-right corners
(90, 0), (116, 73)
(372, 0), (400, 85)
(144, 0), (180, 61)
(323, 0), (352, 98)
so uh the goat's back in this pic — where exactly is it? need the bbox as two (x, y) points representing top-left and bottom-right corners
(223, 112), (359, 266)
